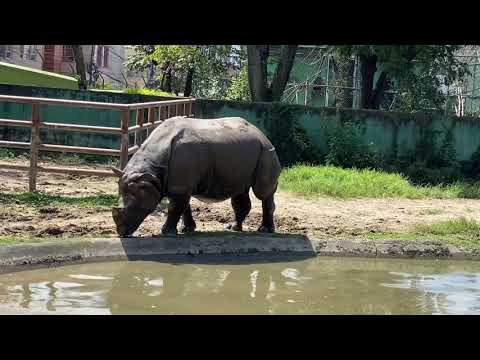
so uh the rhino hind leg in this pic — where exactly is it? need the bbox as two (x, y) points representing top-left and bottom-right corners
(225, 191), (251, 232)
(258, 194), (276, 233)
(161, 194), (191, 235)
(181, 204), (196, 233)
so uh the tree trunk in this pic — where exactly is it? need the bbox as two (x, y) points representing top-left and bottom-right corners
(270, 45), (298, 101)
(247, 45), (269, 101)
(184, 67), (194, 97)
(247, 45), (297, 102)
(72, 45), (87, 90)
(164, 69), (173, 93)
(146, 63), (156, 89)
(370, 71), (389, 109)
(359, 54), (377, 109)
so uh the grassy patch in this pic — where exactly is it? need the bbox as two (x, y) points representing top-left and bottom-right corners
(420, 208), (443, 215)
(279, 165), (480, 199)
(0, 192), (117, 209)
(362, 217), (480, 250)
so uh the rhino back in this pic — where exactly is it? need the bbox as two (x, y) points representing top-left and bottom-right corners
(166, 117), (268, 198)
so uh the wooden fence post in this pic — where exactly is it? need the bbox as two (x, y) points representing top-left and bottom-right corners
(28, 103), (40, 192)
(119, 109), (129, 170)
(135, 108), (144, 147)
(148, 107), (156, 130)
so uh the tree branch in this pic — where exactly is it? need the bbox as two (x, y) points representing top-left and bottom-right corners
(269, 45), (298, 101)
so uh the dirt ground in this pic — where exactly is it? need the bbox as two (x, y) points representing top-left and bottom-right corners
(1, 159), (480, 240)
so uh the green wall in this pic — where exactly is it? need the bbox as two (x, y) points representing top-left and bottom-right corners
(194, 99), (480, 164)
(0, 61), (79, 90)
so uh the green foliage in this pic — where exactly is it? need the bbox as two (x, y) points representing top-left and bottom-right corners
(260, 105), (320, 167)
(335, 45), (469, 111)
(389, 126), (462, 185)
(279, 165), (480, 199)
(124, 88), (175, 97)
(225, 66), (251, 102)
(462, 145), (480, 179)
(325, 122), (384, 169)
(141, 45), (243, 98)
(124, 45), (156, 73)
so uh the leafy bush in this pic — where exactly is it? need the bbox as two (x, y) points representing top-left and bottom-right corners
(261, 105), (320, 167)
(325, 122), (384, 169)
(124, 88), (175, 97)
(225, 66), (251, 102)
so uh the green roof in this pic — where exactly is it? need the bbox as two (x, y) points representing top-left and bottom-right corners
(0, 61), (78, 90)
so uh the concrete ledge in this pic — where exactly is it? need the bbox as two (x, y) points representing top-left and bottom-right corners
(1, 235), (479, 273)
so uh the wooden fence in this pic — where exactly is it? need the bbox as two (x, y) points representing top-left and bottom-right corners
(0, 94), (195, 191)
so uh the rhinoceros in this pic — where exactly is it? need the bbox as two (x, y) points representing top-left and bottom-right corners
(111, 116), (281, 237)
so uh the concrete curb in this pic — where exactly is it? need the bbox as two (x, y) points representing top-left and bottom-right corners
(1, 235), (479, 273)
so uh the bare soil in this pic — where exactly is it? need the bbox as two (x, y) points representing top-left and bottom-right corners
(1, 159), (480, 240)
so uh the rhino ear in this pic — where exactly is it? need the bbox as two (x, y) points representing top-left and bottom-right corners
(111, 166), (124, 177)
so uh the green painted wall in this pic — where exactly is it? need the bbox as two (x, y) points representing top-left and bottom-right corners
(194, 99), (480, 164)
(0, 61), (78, 90)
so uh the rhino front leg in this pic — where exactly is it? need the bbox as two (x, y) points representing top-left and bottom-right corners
(162, 194), (190, 235)
(258, 194), (275, 233)
(181, 204), (196, 233)
(225, 191), (251, 231)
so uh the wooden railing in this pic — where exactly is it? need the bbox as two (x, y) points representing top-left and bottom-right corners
(0, 94), (195, 191)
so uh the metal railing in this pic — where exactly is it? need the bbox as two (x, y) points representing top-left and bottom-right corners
(0, 94), (195, 191)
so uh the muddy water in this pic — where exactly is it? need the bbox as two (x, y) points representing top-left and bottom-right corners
(1, 257), (480, 315)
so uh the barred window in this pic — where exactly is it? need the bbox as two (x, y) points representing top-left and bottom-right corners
(63, 45), (74, 61)
(95, 45), (110, 68)
(0, 45), (12, 59)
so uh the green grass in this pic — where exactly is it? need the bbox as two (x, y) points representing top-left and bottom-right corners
(279, 165), (480, 199)
(363, 217), (480, 250)
(0, 192), (118, 209)
(420, 208), (443, 215)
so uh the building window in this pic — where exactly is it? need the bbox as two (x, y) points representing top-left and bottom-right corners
(95, 45), (109, 68)
(103, 47), (109, 68)
(0, 45), (12, 59)
(25, 45), (38, 61)
(63, 45), (74, 61)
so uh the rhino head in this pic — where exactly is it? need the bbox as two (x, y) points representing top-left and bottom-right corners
(111, 166), (164, 237)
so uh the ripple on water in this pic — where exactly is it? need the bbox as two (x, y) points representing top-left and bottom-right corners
(1, 258), (480, 315)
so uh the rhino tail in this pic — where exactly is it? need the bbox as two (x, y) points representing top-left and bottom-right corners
(252, 145), (281, 200)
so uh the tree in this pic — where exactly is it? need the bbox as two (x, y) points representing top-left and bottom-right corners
(126, 45), (240, 98)
(71, 45), (87, 90)
(335, 45), (469, 110)
(247, 45), (297, 102)
(124, 45), (158, 88)
(226, 65), (250, 101)
(331, 54), (355, 108)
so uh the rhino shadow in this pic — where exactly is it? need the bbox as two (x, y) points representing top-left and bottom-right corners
(118, 231), (316, 265)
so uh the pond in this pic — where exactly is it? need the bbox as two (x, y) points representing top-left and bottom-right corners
(1, 256), (480, 314)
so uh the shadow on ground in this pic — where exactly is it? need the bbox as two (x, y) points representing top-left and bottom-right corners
(119, 231), (316, 265)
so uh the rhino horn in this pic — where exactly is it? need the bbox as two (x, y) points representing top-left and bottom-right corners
(111, 166), (125, 177)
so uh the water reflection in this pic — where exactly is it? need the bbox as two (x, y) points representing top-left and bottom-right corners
(0, 257), (479, 314)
